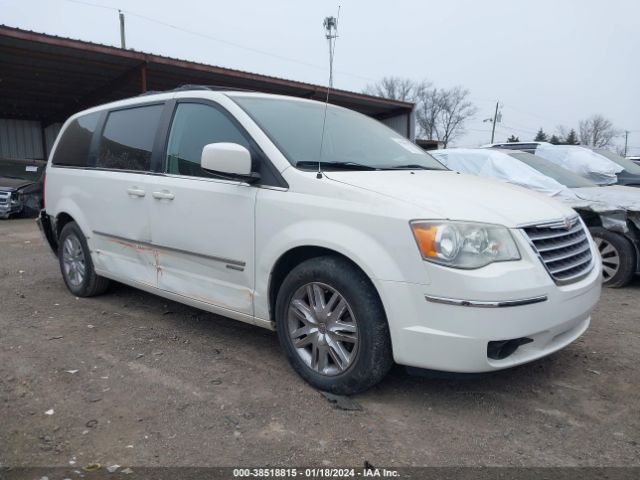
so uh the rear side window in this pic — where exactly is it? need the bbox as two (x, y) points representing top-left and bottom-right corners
(51, 112), (100, 167)
(166, 103), (251, 177)
(97, 104), (163, 171)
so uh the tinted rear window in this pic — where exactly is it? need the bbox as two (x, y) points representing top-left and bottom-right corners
(97, 104), (163, 171)
(51, 112), (100, 167)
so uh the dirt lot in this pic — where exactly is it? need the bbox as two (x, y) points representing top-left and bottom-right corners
(1, 218), (639, 469)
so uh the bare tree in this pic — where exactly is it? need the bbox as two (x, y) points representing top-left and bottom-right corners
(363, 76), (418, 102)
(557, 125), (570, 142)
(414, 83), (442, 141)
(433, 86), (477, 148)
(364, 78), (477, 147)
(579, 114), (619, 147)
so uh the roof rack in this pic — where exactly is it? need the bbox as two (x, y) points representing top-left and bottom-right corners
(175, 84), (257, 92)
(138, 84), (256, 97)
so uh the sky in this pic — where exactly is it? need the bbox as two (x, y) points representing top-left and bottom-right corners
(3, 0), (639, 154)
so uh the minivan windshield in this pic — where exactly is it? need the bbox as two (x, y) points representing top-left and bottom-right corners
(232, 96), (447, 171)
(507, 152), (596, 188)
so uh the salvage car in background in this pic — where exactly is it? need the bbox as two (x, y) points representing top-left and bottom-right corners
(432, 148), (640, 287)
(0, 158), (45, 219)
(487, 142), (640, 187)
(589, 147), (640, 185)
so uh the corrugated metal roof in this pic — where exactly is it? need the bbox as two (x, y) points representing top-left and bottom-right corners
(0, 25), (412, 124)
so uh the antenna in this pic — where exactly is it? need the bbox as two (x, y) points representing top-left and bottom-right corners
(317, 7), (340, 179)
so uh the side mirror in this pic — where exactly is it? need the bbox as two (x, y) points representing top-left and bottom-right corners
(201, 143), (259, 182)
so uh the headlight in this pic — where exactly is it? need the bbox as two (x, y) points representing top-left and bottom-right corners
(10, 193), (21, 205)
(410, 220), (520, 269)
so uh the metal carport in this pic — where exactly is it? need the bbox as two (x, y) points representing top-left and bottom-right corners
(0, 25), (414, 160)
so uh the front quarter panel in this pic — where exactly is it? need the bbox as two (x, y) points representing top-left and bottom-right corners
(253, 173), (429, 321)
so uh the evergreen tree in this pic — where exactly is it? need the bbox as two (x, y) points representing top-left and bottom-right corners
(549, 134), (561, 145)
(534, 128), (548, 142)
(565, 129), (579, 145)
(507, 135), (520, 143)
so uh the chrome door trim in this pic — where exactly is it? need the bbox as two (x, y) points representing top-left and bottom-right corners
(93, 230), (246, 270)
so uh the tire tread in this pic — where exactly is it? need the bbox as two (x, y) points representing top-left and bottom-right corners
(590, 227), (636, 288)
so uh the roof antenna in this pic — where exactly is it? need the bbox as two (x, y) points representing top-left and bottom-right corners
(317, 7), (340, 179)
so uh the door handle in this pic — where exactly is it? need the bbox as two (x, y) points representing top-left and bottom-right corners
(152, 190), (175, 200)
(127, 187), (146, 197)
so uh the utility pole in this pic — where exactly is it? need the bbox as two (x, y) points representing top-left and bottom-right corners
(119, 10), (126, 49)
(483, 102), (501, 143)
(490, 101), (499, 144)
(624, 130), (629, 157)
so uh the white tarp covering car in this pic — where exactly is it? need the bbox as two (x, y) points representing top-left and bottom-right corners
(531, 144), (623, 185)
(431, 148), (640, 286)
(431, 148), (570, 197)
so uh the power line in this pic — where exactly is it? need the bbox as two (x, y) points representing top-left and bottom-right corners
(61, 0), (376, 83)
(497, 124), (538, 136)
(64, 0), (112, 10)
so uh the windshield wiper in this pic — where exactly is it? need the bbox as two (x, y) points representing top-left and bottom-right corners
(383, 164), (442, 170)
(295, 161), (379, 171)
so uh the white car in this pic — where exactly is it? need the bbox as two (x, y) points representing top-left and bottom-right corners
(38, 88), (602, 393)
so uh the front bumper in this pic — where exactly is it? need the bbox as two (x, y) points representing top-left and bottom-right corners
(375, 240), (602, 372)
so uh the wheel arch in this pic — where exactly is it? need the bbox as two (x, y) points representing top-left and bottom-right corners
(55, 211), (76, 238)
(49, 198), (93, 244)
(267, 245), (386, 324)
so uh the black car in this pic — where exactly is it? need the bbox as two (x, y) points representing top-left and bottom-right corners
(488, 142), (640, 187)
(0, 158), (46, 219)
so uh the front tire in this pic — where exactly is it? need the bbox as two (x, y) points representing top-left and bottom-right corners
(590, 227), (636, 288)
(275, 256), (393, 394)
(58, 221), (110, 297)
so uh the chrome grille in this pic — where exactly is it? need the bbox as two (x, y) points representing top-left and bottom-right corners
(0, 192), (9, 205)
(523, 216), (593, 284)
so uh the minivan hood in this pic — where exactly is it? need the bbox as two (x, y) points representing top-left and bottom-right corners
(325, 170), (575, 227)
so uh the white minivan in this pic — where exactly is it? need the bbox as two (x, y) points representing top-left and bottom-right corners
(39, 88), (602, 393)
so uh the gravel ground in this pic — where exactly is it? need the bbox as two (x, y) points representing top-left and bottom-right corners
(0, 218), (639, 469)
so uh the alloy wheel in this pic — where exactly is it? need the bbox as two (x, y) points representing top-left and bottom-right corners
(287, 282), (359, 376)
(595, 237), (620, 282)
(62, 234), (86, 287)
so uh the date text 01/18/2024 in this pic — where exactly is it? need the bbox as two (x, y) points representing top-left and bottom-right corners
(232, 467), (400, 478)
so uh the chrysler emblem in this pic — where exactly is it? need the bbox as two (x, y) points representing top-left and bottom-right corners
(564, 217), (572, 230)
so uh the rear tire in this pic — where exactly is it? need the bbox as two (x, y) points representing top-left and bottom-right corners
(275, 256), (393, 394)
(590, 227), (636, 288)
(58, 221), (110, 297)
